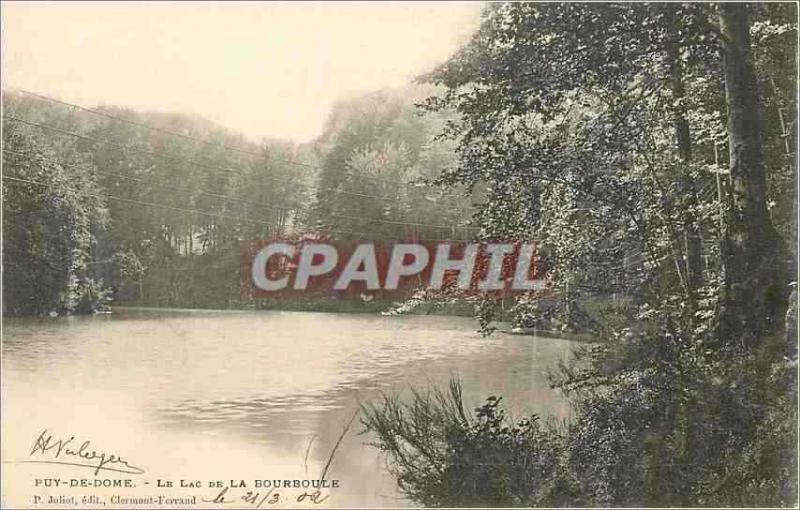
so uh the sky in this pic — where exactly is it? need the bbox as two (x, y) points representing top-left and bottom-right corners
(1, 1), (482, 142)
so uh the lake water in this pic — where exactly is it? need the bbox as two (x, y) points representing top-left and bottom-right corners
(2, 308), (576, 508)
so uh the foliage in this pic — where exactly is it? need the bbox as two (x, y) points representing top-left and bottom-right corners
(308, 88), (475, 242)
(364, 2), (798, 507)
(364, 338), (797, 507)
(362, 380), (574, 507)
(3, 84), (473, 311)
(414, 2), (795, 337)
(2, 121), (109, 315)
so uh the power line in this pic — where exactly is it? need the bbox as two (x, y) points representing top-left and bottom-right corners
(11, 88), (413, 188)
(3, 175), (373, 239)
(1, 175), (474, 242)
(2, 177), (681, 265)
(2, 147), (470, 230)
(14, 88), (278, 161)
(3, 175), (284, 228)
(2, 114), (406, 203)
(2, 148), (291, 215)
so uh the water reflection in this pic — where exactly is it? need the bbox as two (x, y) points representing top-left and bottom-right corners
(3, 308), (575, 507)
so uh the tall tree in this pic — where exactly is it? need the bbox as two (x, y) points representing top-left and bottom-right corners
(664, 5), (704, 312)
(717, 3), (787, 345)
(2, 123), (108, 315)
(365, 4), (797, 506)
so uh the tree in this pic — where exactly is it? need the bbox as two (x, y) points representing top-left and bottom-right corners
(309, 87), (474, 242)
(2, 121), (108, 315)
(2, 92), (314, 310)
(717, 3), (788, 345)
(365, 3), (797, 506)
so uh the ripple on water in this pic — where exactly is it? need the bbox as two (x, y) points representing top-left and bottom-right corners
(3, 309), (577, 506)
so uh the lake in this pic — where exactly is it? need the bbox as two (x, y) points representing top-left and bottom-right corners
(2, 308), (576, 508)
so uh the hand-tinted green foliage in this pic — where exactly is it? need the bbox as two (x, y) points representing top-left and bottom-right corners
(2, 122), (108, 315)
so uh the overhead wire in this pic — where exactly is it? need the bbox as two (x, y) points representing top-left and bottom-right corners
(1, 147), (471, 231)
(10, 88), (424, 188)
(2, 114), (412, 203)
(1, 175), (475, 242)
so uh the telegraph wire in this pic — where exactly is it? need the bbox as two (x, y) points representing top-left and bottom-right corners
(2, 148), (290, 215)
(8, 91), (727, 236)
(4, 175), (379, 240)
(1, 147), (471, 231)
(14, 88), (278, 161)
(11, 88), (414, 188)
(3, 175), (290, 229)
(1, 175), (474, 242)
(3, 114), (409, 203)
(1, 176), (678, 282)
(3, 114), (479, 230)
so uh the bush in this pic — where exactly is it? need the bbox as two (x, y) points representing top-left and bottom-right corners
(362, 332), (797, 507)
(362, 380), (579, 507)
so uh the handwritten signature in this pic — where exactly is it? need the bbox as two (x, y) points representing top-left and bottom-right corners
(28, 429), (145, 475)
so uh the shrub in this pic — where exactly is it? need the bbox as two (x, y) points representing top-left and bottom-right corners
(362, 332), (797, 507)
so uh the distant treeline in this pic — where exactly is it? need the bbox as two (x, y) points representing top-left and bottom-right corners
(1, 86), (473, 315)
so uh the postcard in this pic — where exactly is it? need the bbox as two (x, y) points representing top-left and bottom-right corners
(2, 2), (797, 508)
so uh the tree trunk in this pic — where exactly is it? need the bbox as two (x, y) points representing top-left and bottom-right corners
(717, 3), (786, 346)
(664, 6), (704, 317)
(786, 288), (797, 359)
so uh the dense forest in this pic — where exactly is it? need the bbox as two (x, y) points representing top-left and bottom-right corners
(2, 86), (472, 314)
(1, 1), (798, 507)
(361, 2), (799, 508)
